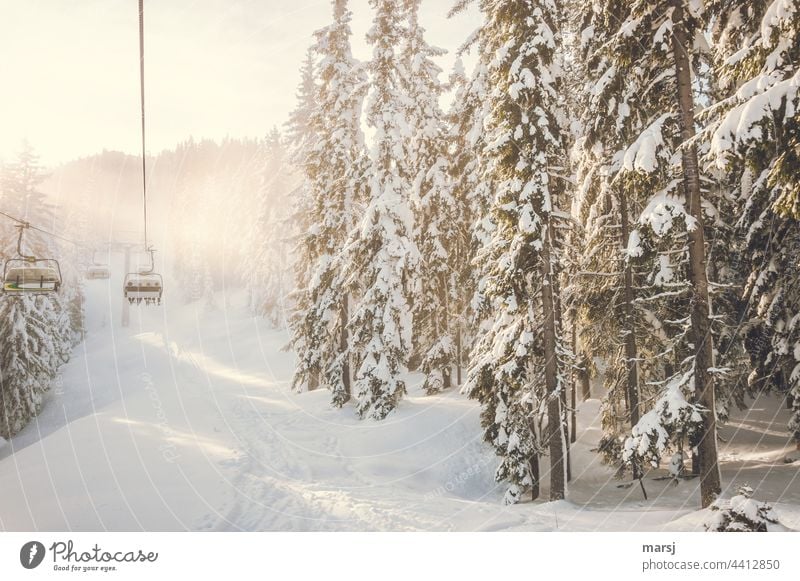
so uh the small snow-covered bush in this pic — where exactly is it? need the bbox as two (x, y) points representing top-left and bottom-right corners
(704, 486), (785, 532)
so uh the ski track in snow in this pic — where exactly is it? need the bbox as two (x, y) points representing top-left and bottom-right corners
(0, 262), (798, 531)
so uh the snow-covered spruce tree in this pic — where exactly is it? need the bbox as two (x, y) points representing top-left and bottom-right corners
(605, 15), (702, 478)
(173, 173), (212, 305)
(168, 140), (214, 305)
(286, 47), (324, 392)
(196, 177), (219, 310)
(170, 175), (197, 302)
(575, 1), (723, 506)
(572, 0), (695, 480)
(340, 0), (418, 419)
(285, 47), (318, 164)
(446, 53), (493, 388)
(161, 138), (263, 309)
(553, 15), (584, 471)
(59, 178), (90, 343)
(667, 0), (722, 507)
(287, 0), (369, 404)
(244, 129), (293, 327)
(0, 294), (71, 439)
(705, 0), (800, 447)
(704, 485), (788, 532)
(574, 0), (641, 474)
(464, 0), (570, 503)
(60, 159), (99, 341)
(401, 0), (461, 393)
(0, 144), (73, 439)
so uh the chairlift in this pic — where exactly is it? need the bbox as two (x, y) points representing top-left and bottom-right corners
(123, 1), (163, 307)
(86, 250), (110, 279)
(86, 265), (110, 279)
(2, 224), (62, 294)
(123, 272), (163, 305)
(123, 247), (162, 305)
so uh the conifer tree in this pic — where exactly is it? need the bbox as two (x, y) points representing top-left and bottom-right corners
(585, 0), (723, 506)
(402, 0), (461, 393)
(447, 52), (494, 387)
(572, 0), (691, 483)
(465, 0), (570, 503)
(0, 143), (73, 439)
(286, 48), (324, 392)
(287, 0), (369, 403)
(245, 129), (292, 327)
(670, 0), (722, 506)
(341, 0), (419, 419)
(705, 0), (800, 447)
(60, 169), (91, 342)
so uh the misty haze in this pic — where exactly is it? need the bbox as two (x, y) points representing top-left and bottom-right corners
(0, 0), (798, 535)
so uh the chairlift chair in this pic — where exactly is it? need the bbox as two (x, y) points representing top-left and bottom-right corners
(86, 265), (110, 280)
(123, 272), (163, 305)
(3, 259), (62, 293)
(2, 224), (63, 295)
(86, 249), (110, 279)
(123, 247), (162, 305)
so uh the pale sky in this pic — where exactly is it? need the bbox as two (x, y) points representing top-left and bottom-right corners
(0, 0), (481, 166)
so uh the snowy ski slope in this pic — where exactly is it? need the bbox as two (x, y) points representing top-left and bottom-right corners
(0, 262), (798, 531)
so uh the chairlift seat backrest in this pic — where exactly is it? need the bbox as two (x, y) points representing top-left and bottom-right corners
(7, 266), (59, 282)
(3, 264), (61, 292)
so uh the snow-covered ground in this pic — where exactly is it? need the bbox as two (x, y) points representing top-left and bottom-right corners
(0, 263), (798, 531)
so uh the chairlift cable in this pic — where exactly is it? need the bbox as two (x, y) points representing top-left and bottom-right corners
(0, 209), (89, 247)
(139, 0), (149, 251)
(119, 1), (162, 306)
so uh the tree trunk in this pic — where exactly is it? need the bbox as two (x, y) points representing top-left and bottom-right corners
(671, 0), (721, 508)
(455, 324), (462, 386)
(565, 390), (572, 482)
(571, 365), (577, 444)
(541, 220), (566, 501)
(530, 454), (540, 501)
(664, 361), (674, 381)
(569, 325), (578, 447)
(580, 352), (591, 400)
(619, 186), (642, 481)
(550, 227), (571, 485)
(340, 294), (351, 401)
(439, 274), (452, 390)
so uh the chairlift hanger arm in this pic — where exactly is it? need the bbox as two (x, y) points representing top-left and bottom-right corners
(140, 246), (156, 274)
(14, 223), (36, 261)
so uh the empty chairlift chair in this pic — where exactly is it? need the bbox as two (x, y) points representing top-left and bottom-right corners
(86, 249), (111, 279)
(2, 224), (63, 294)
(3, 261), (62, 293)
(86, 265), (110, 279)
